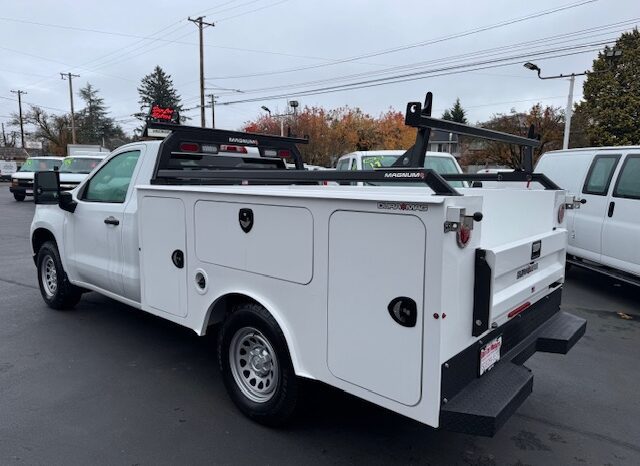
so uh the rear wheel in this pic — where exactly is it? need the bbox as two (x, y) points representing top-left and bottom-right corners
(13, 193), (25, 201)
(218, 303), (298, 426)
(36, 241), (82, 310)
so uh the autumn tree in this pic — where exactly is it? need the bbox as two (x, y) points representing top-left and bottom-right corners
(243, 106), (418, 167)
(461, 104), (564, 168)
(580, 29), (640, 145)
(442, 98), (467, 123)
(12, 107), (72, 155)
(137, 66), (184, 121)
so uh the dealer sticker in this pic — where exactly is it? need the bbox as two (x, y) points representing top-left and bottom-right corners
(479, 336), (502, 376)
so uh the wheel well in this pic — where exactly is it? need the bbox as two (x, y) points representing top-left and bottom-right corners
(32, 228), (56, 255)
(205, 293), (262, 332)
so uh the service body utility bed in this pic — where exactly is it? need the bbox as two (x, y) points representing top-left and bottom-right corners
(31, 96), (585, 436)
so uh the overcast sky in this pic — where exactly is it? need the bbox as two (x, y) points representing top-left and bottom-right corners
(0, 0), (637, 136)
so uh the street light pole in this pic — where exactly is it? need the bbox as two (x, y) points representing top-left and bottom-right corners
(10, 89), (26, 148)
(523, 48), (621, 150)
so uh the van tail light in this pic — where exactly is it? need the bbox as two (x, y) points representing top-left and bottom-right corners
(277, 150), (291, 158)
(220, 145), (248, 154)
(557, 203), (566, 224)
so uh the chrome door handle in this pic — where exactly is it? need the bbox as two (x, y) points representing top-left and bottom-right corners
(104, 216), (120, 226)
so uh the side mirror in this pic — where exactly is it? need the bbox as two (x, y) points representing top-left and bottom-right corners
(59, 191), (77, 213)
(34, 171), (60, 205)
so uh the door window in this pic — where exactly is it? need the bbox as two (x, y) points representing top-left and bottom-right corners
(350, 158), (358, 170)
(336, 159), (349, 171)
(613, 155), (640, 200)
(82, 150), (141, 203)
(582, 154), (620, 195)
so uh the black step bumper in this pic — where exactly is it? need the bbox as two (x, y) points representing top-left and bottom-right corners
(439, 289), (586, 437)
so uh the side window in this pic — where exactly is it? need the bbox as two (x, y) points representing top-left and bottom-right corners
(336, 159), (348, 171)
(82, 150), (141, 203)
(613, 155), (640, 199)
(582, 154), (620, 195)
(350, 158), (358, 170)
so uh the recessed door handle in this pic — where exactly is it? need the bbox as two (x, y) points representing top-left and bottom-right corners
(607, 201), (615, 218)
(104, 216), (120, 226)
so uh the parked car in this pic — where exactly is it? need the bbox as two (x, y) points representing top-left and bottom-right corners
(29, 103), (585, 437)
(335, 150), (466, 186)
(535, 146), (640, 284)
(59, 154), (108, 191)
(10, 156), (64, 201)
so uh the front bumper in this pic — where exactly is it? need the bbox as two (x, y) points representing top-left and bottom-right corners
(9, 185), (32, 196)
(439, 288), (586, 436)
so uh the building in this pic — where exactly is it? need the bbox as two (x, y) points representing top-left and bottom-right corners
(428, 130), (459, 157)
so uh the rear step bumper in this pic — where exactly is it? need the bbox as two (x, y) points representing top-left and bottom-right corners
(439, 289), (586, 437)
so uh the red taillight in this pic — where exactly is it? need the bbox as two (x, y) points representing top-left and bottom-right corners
(557, 204), (566, 224)
(508, 301), (531, 318)
(180, 142), (200, 152)
(277, 149), (291, 158)
(220, 145), (248, 153)
(456, 224), (471, 248)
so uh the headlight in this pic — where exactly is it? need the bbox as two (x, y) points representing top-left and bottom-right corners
(11, 179), (18, 187)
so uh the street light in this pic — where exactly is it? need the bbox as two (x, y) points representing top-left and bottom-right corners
(261, 106), (271, 116)
(523, 49), (621, 149)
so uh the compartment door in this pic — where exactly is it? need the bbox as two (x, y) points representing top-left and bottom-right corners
(139, 196), (187, 318)
(327, 211), (425, 406)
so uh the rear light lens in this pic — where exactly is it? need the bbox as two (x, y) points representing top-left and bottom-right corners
(180, 142), (200, 152)
(220, 145), (248, 154)
(508, 301), (531, 318)
(557, 203), (566, 224)
(201, 144), (218, 154)
(456, 224), (472, 248)
(277, 150), (291, 158)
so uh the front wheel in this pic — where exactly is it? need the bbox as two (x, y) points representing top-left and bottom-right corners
(218, 303), (298, 426)
(13, 193), (25, 201)
(37, 241), (82, 310)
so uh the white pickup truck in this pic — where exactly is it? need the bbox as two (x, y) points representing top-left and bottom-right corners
(30, 98), (586, 436)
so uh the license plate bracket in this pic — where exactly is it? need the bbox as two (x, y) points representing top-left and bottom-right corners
(479, 336), (502, 376)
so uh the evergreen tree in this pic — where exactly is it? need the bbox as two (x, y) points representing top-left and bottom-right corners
(137, 66), (184, 120)
(442, 98), (467, 123)
(581, 29), (640, 145)
(77, 83), (123, 145)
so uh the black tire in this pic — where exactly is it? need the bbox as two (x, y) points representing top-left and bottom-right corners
(218, 303), (298, 426)
(13, 193), (25, 201)
(36, 241), (82, 310)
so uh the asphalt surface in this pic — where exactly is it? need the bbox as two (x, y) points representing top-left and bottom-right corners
(1, 185), (639, 466)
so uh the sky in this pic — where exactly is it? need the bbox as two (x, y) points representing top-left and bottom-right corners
(0, 0), (638, 137)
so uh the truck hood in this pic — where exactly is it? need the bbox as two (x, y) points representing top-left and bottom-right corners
(59, 173), (89, 183)
(11, 172), (34, 181)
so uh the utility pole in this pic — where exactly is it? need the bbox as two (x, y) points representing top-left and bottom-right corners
(188, 16), (215, 128)
(207, 94), (216, 128)
(1, 122), (7, 146)
(60, 72), (80, 144)
(10, 89), (26, 148)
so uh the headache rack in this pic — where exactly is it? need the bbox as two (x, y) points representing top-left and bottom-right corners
(146, 93), (560, 195)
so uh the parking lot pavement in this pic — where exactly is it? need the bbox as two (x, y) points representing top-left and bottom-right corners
(0, 189), (638, 466)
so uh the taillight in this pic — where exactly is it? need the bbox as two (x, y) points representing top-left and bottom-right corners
(508, 301), (531, 319)
(277, 150), (291, 158)
(457, 224), (471, 248)
(220, 145), (248, 153)
(557, 203), (566, 224)
(180, 142), (200, 152)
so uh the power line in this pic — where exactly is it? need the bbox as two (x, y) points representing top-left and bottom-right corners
(209, 0), (598, 80)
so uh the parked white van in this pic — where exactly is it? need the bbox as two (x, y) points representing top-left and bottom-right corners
(336, 150), (465, 186)
(535, 147), (640, 284)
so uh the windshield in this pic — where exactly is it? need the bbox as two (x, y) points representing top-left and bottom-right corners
(361, 155), (401, 169)
(60, 157), (102, 174)
(424, 157), (464, 188)
(18, 158), (62, 172)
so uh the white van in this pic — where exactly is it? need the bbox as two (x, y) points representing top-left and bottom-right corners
(336, 150), (465, 186)
(535, 147), (640, 284)
(10, 156), (64, 201)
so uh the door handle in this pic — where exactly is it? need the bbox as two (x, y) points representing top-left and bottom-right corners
(104, 216), (120, 226)
(607, 201), (615, 218)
